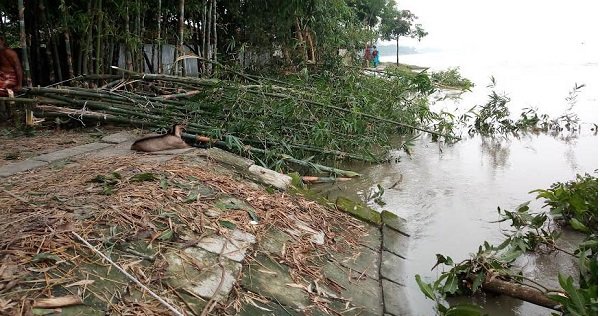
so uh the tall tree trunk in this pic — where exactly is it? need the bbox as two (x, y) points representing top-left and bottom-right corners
(140, 4), (146, 72)
(396, 35), (399, 65)
(95, 0), (103, 74)
(177, 0), (185, 76)
(32, 0), (42, 83)
(201, 0), (207, 75)
(18, 0), (32, 87)
(39, 0), (55, 83)
(157, 0), (162, 74)
(82, 1), (92, 74)
(125, 2), (133, 71)
(206, 0), (212, 75)
(195, 20), (201, 76)
(135, 0), (142, 72)
(51, 33), (63, 81)
(212, 0), (217, 65)
(60, 0), (74, 78)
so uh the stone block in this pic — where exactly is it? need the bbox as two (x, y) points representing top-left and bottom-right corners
(259, 227), (292, 256)
(164, 248), (241, 301)
(381, 210), (410, 236)
(381, 251), (408, 286)
(33, 142), (112, 163)
(333, 245), (380, 280)
(0, 159), (47, 177)
(322, 261), (383, 315)
(195, 229), (256, 262)
(335, 197), (382, 225)
(382, 279), (410, 316)
(360, 223), (382, 251)
(241, 254), (310, 310)
(382, 226), (409, 259)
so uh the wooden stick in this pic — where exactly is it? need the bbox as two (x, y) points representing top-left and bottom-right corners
(72, 232), (184, 316)
(33, 295), (83, 308)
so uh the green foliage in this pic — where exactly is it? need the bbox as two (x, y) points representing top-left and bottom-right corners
(468, 81), (585, 136)
(185, 66), (450, 172)
(431, 67), (474, 91)
(418, 174), (598, 315)
(470, 78), (515, 135)
(531, 174), (598, 232)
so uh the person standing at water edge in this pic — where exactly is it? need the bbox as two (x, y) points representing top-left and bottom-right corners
(372, 46), (380, 68)
(364, 44), (372, 67)
(0, 35), (23, 97)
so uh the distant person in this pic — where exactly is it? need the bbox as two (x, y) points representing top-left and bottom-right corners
(0, 35), (23, 97)
(363, 44), (372, 68)
(372, 45), (380, 68)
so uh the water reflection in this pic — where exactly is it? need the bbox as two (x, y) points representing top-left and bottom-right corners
(480, 136), (511, 169)
(313, 131), (597, 315)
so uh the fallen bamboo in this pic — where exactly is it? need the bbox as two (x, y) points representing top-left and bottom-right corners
(181, 132), (361, 177)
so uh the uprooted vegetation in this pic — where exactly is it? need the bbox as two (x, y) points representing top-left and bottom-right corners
(16, 65), (460, 176)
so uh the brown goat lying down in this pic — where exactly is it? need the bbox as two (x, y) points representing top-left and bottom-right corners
(131, 125), (190, 152)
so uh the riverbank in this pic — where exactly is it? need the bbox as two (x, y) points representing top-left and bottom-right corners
(0, 127), (411, 315)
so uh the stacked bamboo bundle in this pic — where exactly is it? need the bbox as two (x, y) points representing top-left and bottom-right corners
(8, 67), (453, 176)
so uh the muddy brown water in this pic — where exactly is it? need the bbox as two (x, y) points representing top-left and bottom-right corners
(313, 131), (597, 315)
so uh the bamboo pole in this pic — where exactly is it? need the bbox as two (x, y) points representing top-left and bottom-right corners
(95, 0), (103, 75)
(177, 0), (185, 76)
(39, 1), (55, 83)
(60, 0), (74, 78)
(201, 0), (207, 75)
(212, 0), (217, 65)
(181, 132), (361, 177)
(157, 0), (162, 74)
(205, 0), (212, 75)
(18, 0), (31, 87)
(18, 0), (33, 126)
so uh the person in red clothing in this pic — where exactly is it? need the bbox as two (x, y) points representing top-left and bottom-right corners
(0, 35), (23, 97)
(363, 43), (372, 68)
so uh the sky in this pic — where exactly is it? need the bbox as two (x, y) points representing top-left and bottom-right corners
(390, 0), (600, 60)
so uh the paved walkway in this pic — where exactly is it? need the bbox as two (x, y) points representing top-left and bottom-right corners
(0, 131), (411, 315)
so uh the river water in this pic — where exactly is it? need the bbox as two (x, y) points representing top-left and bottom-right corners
(316, 48), (598, 315)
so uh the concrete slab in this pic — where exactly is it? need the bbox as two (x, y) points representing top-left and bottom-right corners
(33, 142), (113, 163)
(360, 224), (382, 252)
(322, 261), (383, 315)
(0, 159), (48, 177)
(381, 210), (410, 237)
(382, 226), (409, 259)
(238, 300), (301, 316)
(164, 247), (241, 301)
(100, 131), (136, 144)
(258, 227), (292, 256)
(195, 229), (256, 262)
(333, 245), (380, 280)
(381, 251), (408, 286)
(382, 279), (410, 316)
(241, 254), (310, 311)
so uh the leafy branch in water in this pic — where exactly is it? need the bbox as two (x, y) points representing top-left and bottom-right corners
(416, 173), (598, 315)
(467, 79), (587, 136)
(431, 67), (474, 91)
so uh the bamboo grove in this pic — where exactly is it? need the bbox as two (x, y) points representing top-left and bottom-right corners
(1, 1), (455, 175)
